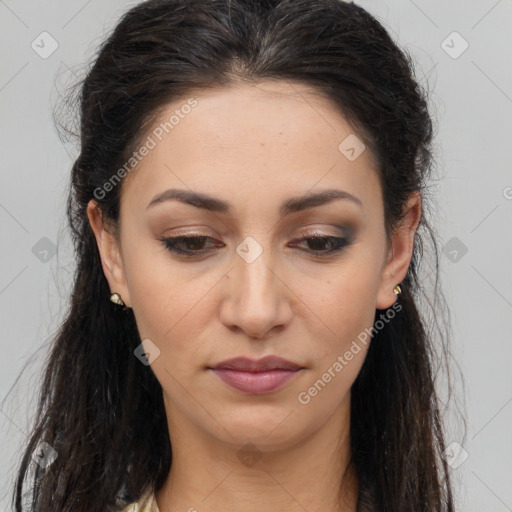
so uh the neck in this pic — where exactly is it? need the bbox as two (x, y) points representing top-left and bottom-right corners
(155, 394), (359, 512)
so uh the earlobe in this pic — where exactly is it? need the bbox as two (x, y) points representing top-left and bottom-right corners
(86, 199), (131, 307)
(376, 192), (421, 309)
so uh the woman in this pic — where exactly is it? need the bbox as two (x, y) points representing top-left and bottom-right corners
(12, 0), (460, 510)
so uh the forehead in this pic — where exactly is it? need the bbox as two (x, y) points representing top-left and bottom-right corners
(120, 80), (381, 218)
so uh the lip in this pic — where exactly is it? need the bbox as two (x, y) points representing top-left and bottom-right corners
(208, 356), (305, 394)
(210, 368), (303, 394)
(211, 355), (303, 372)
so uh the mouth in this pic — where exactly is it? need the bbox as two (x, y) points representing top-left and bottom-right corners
(207, 355), (305, 394)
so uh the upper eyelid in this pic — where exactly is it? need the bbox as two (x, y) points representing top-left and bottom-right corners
(164, 223), (353, 236)
(164, 231), (349, 242)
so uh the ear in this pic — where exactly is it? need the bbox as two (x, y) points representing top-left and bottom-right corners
(86, 199), (131, 307)
(376, 192), (421, 309)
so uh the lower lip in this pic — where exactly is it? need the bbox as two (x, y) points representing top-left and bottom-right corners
(210, 368), (302, 394)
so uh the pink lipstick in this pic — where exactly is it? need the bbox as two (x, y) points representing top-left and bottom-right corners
(209, 356), (304, 394)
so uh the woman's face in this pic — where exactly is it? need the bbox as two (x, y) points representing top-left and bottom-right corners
(88, 80), (419, 453)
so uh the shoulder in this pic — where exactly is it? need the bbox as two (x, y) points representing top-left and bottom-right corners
(120, 488), (159, 512)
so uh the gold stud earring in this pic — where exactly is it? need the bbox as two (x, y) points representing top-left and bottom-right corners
(110, 292), (126, 306)
(393, 284), (402, 296)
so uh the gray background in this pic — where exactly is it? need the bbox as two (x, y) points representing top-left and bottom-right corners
(1, 1), (511, 511)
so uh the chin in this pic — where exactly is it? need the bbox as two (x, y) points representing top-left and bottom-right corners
(211, 407), (314, 452)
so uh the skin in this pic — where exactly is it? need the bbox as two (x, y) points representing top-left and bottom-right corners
(87, 80), (421, 512)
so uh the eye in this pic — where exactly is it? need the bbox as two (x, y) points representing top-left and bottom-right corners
(159, 230), (352, 258)
(159, 235), (222, 256)
(290, 233), (351, 256)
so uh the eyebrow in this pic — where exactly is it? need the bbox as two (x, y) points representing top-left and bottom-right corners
(146, 187), (362, 215)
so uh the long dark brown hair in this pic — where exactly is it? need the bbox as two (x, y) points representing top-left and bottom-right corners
(8, 0), (465, 510)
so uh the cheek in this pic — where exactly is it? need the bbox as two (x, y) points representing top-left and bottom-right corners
(307, 261), (381, 364)
(296, 276), (377, 415)
(122, 243), (189, 340)
(123, 244), (219, 371)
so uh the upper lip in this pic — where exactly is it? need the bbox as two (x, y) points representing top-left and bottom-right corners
(210, 356), (303, 372)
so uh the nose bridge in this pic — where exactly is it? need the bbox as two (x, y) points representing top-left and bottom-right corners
(223, 234), (288, 337)
(234, 234), (278, 303)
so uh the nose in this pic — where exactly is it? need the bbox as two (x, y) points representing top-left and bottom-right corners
(219, 237), (293, 340)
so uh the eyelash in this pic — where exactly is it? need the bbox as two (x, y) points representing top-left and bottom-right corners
(159, 232), (351, 258)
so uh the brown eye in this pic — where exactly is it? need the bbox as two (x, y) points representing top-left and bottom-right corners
(159, 231), (352, 259)
(292, 235), (350, 255)
(160, 235), (222, 256)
